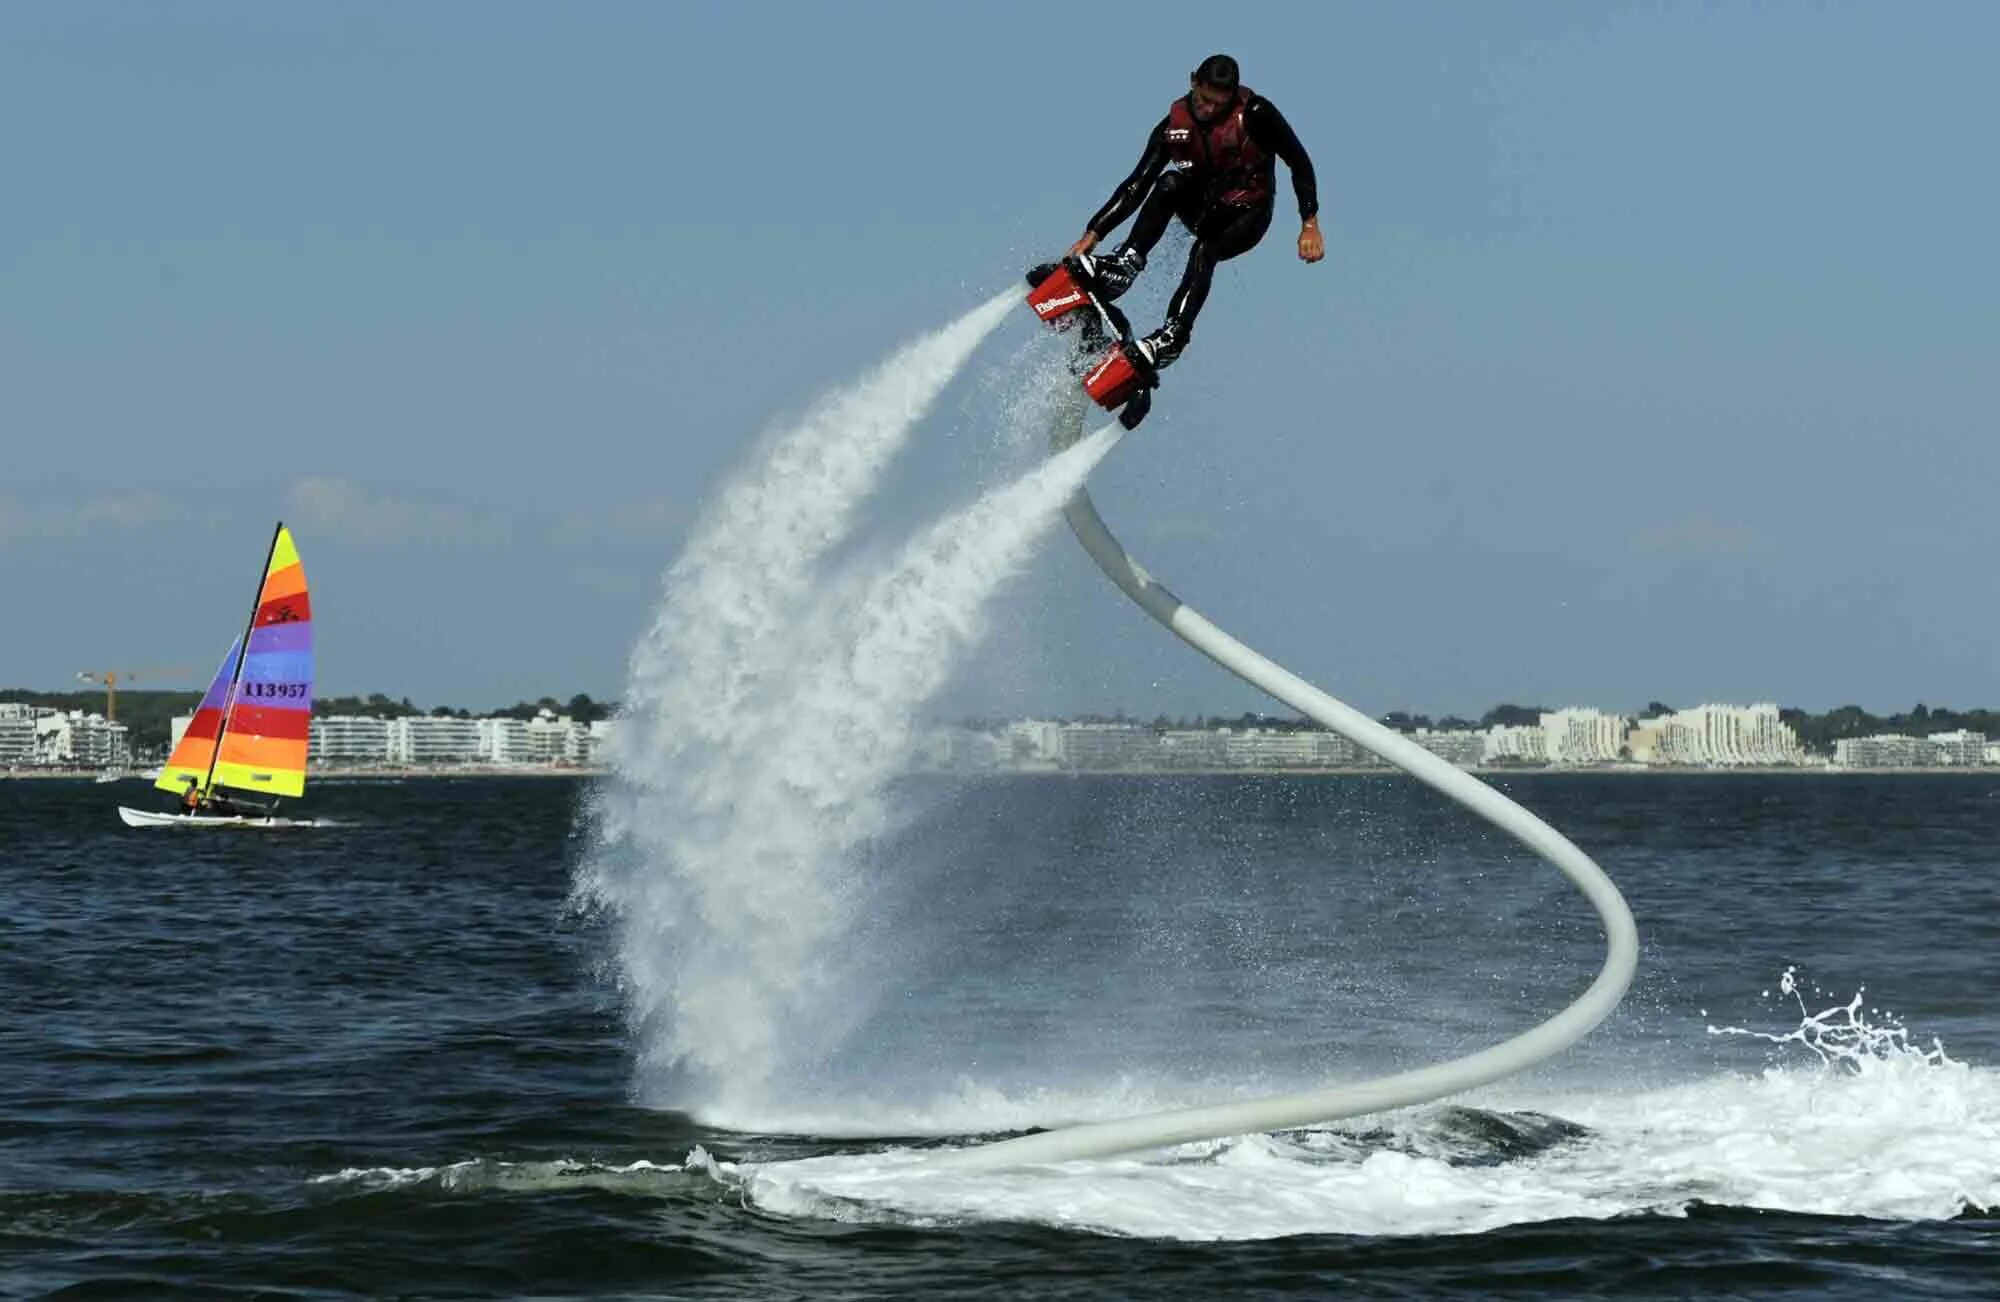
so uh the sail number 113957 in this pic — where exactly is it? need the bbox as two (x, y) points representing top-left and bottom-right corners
(241, 681), (308, 701)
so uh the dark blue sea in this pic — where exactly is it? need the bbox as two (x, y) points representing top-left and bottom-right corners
(3, 773), (1996, 1298)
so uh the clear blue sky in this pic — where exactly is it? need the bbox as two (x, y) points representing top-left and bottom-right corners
(5, 2), (1995, 718)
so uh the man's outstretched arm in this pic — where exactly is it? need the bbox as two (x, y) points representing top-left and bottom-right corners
(1070, 118), (1172, 256)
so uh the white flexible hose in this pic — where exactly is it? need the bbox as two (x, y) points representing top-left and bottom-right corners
(924, 409), (1638, 1171)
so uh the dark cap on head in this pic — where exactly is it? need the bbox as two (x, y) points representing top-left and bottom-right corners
(1192, 54), (1239, 90)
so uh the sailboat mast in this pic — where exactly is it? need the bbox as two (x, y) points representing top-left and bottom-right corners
(200, 521), (285, 798)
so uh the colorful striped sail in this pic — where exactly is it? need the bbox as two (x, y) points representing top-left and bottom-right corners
(150, 524), (314, 802)
(211, 526), (313, 798)
(153, 637), (244, 798)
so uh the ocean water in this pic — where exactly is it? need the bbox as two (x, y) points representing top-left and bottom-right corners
(3, 772), (1995, 1298)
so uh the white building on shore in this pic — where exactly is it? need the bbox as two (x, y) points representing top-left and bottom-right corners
(292, 710), (614, 769)
(387, 716), (482, 765)
(918, 726), (1004, 772)
(1832, 731), (1990, 768)
(309, 716), (392, 765)
(477, 717), (534, 765)
(1482, 724), (1548, 765)
(525, 709), (597, 764)
(0, 704), (133, 769)
(1833, 734), (1927, 767)
(1154, 728), (1227, 769)
(0, 703), (40, 767)
(1001, 719), (1065, 770)
(1058, 723), (1153, 770)
(1224, 728), (1321, 768)
(1627, 703), (1805, 767)
(10, 707), (131, 768)
(1541, 708), (1628, 765)
(1928, 729), (1987, 766)
(1412, 728), (1485, 768)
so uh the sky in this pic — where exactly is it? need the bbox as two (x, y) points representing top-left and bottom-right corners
(4, 2), (1996, 720)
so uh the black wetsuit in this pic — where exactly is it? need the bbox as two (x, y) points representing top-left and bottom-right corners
(1088, 94), (1318, 348)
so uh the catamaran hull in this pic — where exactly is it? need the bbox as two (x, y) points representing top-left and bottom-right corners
(117, 806), (318, 829)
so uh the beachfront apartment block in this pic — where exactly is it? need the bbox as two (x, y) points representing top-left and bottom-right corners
(910, 701), (1840, 774)
(1483, 724), (1549, 765)
(0, 703), (36, 766)
(1412, 728), (1487, 767)
(477, 717), (534, 765)
(1928, 729), (1987, 766)
(0, 703), (129, 769)
(1542, 708), (1629, 765)
(385, 716), (481, 765)
(989, 722), (1380, 773)
(147, 700), (2000, 776)
(1056, 723), (1156, 771)
(1225, 729), (1322, 768)
(283, 708), (610, 768)
(1832, 731), (1991, 768)
(1001, 720), (1065, 769)
(310, 715), (392, 764)
(1627, 703), (1805, 767)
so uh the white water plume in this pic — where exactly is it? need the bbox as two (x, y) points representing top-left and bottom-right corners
(605, 290), (1015, 786)
(577, 287), (1121, 1115)
(649, 425), (1120, 1115)
(592, 427), (1122, 1114)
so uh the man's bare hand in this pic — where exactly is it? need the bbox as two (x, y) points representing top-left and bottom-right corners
(1298, 218), (1323, 264)
(1067, 232), (1100, 257)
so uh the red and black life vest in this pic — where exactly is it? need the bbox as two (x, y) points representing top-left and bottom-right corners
(1163, 87), (1274, 208)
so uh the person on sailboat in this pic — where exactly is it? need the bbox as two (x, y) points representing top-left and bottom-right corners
(179, 780), (203, 817)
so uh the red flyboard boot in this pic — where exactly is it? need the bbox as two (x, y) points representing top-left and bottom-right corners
(1025, 263), (1094, 327)
(1083, 344), (1145, 409)
(1024, 257), (1158, 430)
(1082, 340), (1158, 430)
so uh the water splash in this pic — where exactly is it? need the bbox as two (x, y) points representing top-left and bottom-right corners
(726, 967), (1996, 1236)
(604, 290), (1017, 789)
(651, 425), (1121, 1122)
(575, 290), (1121, 1118)
(1705, 965), (1958, 1071)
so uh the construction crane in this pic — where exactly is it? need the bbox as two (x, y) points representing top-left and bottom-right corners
(76, 667), (193, 723)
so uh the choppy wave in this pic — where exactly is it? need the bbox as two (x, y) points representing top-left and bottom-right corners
(724, 977), (2000, 1239)
(281, 982), (1999, 1243)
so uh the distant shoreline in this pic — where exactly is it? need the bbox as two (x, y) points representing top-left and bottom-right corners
(968, 768), (2000, 780)
(9, 764), (2000, 782)
(1, 765), (608, 782)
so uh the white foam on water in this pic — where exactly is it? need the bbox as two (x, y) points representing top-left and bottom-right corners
(302, 1013), (1998, 1234)
(311, 1156), (709, 1198)
(730, 973), (2000, 1239)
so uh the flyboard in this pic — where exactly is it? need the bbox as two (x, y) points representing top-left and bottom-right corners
(918, 278), (1641, 1172)
(1025, 256), (1159, 430)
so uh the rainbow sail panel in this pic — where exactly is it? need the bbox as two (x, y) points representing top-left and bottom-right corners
(152, 637), (244, 798)
(211, 526), (313, 798)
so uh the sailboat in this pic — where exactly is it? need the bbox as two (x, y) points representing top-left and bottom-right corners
(118, 523), (317, 828)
